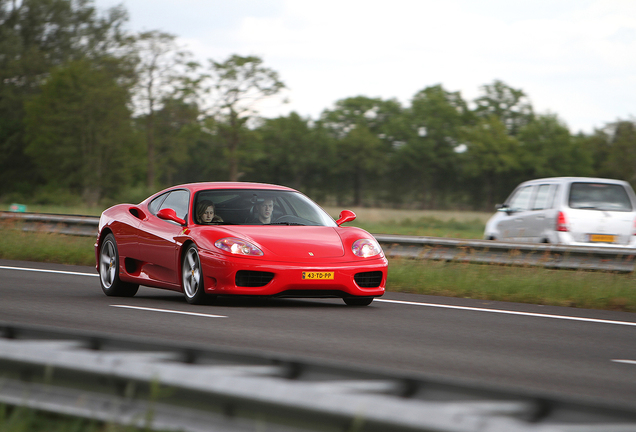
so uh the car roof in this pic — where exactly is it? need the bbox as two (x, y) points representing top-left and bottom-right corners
(166, 182), (297, 193)
(518, 177), (630, 186)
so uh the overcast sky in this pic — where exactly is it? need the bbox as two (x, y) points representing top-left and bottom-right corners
(94, 0), (636, 134)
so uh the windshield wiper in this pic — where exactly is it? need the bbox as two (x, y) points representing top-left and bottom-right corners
(270, 222), (306, 226)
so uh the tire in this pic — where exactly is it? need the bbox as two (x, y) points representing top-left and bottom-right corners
(343, 297), (374, 306)
(182, 244), (210, 304)
(99, 233), (139, 297)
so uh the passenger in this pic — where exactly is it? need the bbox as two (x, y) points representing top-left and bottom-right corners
(251, 198), (274, 224)
(196, 200), (223, 223)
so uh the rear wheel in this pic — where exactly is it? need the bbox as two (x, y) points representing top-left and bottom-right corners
(182, 244), (211, 304)
(99, 233), (139, 297)
(343, 297), (374, 306)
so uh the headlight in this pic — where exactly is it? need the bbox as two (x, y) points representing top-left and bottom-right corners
(214, 238), (263, 256)
(352, 238), (382, 258)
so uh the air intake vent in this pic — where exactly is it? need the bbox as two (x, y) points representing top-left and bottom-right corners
(354, 271), (383, 288)
(235, 271), (274, 287)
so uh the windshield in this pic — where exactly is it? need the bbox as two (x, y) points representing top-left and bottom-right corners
(193, 189), (337, 227)
(568, 182), (633, 212)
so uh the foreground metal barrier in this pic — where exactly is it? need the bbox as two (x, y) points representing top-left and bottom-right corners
(2, 211), (636, 272)
(2, 322), (636, 432)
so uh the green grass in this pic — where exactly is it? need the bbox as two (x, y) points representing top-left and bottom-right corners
(0, 404), (143, 432)
(324, 206), (490, 239)
(350, 216), (485, 239)
(389, 258), (636, 312)
(0, 222), (95, 266)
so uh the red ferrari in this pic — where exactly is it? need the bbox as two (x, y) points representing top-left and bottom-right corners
(95, 182), (387, 306)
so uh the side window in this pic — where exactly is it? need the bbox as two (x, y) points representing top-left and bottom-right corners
(148, 193), (169, 215)
(549, 185), (559, 208)
(159, 190), (190, 219)
(508, 186), (534, 212)
(532, 184), (552, 210)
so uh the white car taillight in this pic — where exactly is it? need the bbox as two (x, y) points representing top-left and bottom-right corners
(556, 211), (568, 232)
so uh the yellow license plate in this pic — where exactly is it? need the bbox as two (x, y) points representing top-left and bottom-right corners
(302, 271), (334, 280)
(589, 234), (616, 243)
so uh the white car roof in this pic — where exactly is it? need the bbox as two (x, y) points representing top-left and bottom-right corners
(518, 177), (631, 187)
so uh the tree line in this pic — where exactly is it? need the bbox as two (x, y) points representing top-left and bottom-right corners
(2, 0), (635, 211)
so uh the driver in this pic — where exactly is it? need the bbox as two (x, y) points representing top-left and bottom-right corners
(253, 198), (274, 224)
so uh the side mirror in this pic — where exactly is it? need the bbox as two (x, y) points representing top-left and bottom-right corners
(336, 210), (356, 226)
(157, 208), (186, 226)
(496, 204), (513, 215)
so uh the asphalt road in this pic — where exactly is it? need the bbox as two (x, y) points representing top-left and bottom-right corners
(2, 258), (636, 410)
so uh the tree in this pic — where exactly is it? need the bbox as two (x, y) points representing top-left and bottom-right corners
(320, 96), (403, 140)
(24, 58), (139, 205)
(130, 30), (200, 190)
(394, 85), (471, 208)
(320, 96), (403, 205)
(461, 116), (522, 209)
(517, 114), (593, 179)
(339, 125), (385, 206)
(0, 0), (129, 197)
(152, 97), (201, 186)
(205, 55), (285, 182)
(474, 80), (534, 136)
(254, 112), (332, 192)
(584, 120), (636, 187)
(171, 116), (229, 184)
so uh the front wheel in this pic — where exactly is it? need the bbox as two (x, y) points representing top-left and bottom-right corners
(343, 297), (374, 306)
(99, 233), (139, 297)
(182, 244), (211, 304)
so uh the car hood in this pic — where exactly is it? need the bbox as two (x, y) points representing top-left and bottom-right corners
(218, 226), (346, 258)
(201, 225), (345, 259)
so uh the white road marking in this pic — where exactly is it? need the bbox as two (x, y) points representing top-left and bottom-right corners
(375, 299), (636, 328)
(0, 265), (98, 277)
(611, 359), (636, 365)
(111, 305), (227, 318)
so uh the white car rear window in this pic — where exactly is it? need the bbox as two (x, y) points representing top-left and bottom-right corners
(568, 183), (632, 212)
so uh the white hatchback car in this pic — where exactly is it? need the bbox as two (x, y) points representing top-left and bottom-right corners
(484, 177), (636, 247)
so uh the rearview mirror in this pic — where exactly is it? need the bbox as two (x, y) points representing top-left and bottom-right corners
(157, 208), (186, 226)
(336, 210), (356, 226)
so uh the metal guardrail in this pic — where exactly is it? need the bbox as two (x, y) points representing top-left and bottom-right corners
(375, 234), (636, 273)
(2, 322), (636, 432)
(2, 211), (636, 272)
(0, 211), (99, 236)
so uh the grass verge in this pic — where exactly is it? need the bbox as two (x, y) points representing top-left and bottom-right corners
(0, 223), (95, 266)
(389, 258), (636, 312)
(0, 404), (144, 432)
(324, 206), (489, 239)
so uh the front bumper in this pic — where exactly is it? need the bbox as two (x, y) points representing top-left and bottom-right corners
(198, 250), (387, 297)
